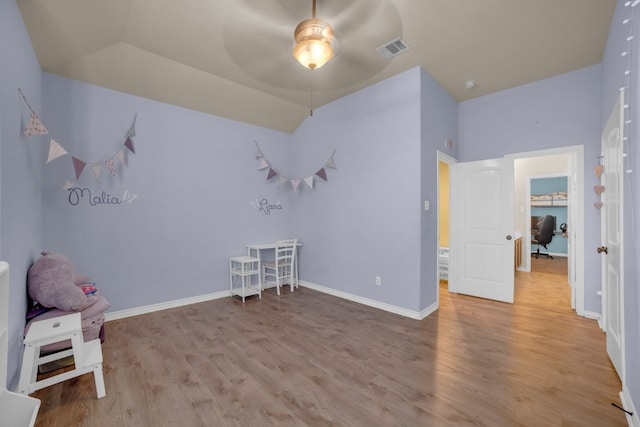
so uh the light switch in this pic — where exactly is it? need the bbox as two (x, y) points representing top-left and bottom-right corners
(424, 200), (430, 211)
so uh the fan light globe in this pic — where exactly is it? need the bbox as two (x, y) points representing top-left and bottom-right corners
(293, 15), (334, 70)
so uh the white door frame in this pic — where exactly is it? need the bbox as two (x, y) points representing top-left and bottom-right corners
(506, 145), (584, 315)
(436, 150), (457, 305)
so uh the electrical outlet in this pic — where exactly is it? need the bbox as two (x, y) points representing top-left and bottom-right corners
(375, 276), (381, 286)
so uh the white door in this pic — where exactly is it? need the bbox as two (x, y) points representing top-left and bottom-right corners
(600, 93), (624, 379)
(451, 158), (515, 303)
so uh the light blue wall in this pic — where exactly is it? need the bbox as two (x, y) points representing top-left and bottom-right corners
(0, 1), (45, 390)
(458, 64), (602, 315)
(602, 0), (640, 416)
(289, 68), (425, 311)
(42, 73), (293, 312)
(420, 69), (458, 310)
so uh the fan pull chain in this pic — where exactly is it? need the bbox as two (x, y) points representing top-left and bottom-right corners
(309, 73), (314, 116)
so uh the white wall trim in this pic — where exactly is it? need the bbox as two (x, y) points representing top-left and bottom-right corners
(104, 290), (231, 321)
(620, 386), (639, 427)
(583, 310), (602, 327)
(104, 282), (438, 322)
(300, 280), (436, 320)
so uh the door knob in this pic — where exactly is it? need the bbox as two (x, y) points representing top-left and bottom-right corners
(506, 235), (512, 240)
(597, 246), (608, 254)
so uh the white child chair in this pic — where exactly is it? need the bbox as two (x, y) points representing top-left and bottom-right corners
(262, 239), (298, 295)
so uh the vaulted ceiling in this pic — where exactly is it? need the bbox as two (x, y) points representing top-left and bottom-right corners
(17, 0), (616, 133)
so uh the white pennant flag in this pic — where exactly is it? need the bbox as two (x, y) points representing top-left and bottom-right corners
(304, 176), (314, 189)
(279, 176), (288, 186)
(258, 158), (269, 170)
(47, 138), (68, 163)
(116, 149), (126, 164)
(92, 163), (102, 181)
(62, 180), (74, 190)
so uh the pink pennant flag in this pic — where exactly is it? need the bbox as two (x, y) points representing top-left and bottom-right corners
(291, 179), (301, 191)
(47, 138), (68, 163)
(105, 159), (117, 176)
(116, 149), (126, 164)
(267, 168), (278, 181)
(72, 157), (86, 180)
(23, 113), (48, 136)
(124, 136), (136, 154)
(258, 158), (269, 170)
(315, 168), (327, 181)
(304, 176), (314, 189)
(92, 163), (102, 181)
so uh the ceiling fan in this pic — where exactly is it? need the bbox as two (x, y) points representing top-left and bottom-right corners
(222, 0), (403, 99)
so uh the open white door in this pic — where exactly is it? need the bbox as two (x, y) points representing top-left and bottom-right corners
(451, 158), (515, 303)
(600, 93), (624, 380)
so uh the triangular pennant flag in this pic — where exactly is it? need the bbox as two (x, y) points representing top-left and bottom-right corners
(258, 158), (269, 170)
(124, 136), (136, 154)
(304, 176), (314, 189)
(92, 163), (102, 181)
(279, 176), (288, 186)
(325, 157), (337, 169)
(256, 149), (264, 160)
(72, 157), (86, 180)
(315, 168), (327, 181)
(126, 115), (137, 138)
(23, 113), (48, 136)
(105, 159), (117, 176)
(63, 180), (74, 190)
(116, 149), (126, 164)
(47, 138), (68, 163)
(267, 168), (278, 181)
(291, 179), (301, 191)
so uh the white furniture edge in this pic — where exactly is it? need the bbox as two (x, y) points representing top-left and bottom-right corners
(0, 261), (40, 427)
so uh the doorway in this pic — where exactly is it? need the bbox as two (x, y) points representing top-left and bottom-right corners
(437, 151), (456, 305)
(443, 146), (584, 315)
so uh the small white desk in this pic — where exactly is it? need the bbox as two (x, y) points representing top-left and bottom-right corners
(247, 242), (301, 290)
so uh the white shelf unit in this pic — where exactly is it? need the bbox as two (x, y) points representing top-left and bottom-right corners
(438, 247), (449, 280)
(0, 262), (40, 426)
(229, 256), (261, 302)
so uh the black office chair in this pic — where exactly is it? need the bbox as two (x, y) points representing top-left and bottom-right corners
(532, 215), (555, 259)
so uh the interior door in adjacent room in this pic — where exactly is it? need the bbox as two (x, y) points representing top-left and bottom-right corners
(450, 157), (515, 303)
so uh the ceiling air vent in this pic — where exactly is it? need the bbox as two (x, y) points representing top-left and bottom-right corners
(376, 37), (410, 59)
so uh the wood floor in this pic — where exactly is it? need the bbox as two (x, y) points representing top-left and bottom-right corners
(30, 257), (626, 426)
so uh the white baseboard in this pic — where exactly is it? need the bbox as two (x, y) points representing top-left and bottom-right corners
(104, 282), (438, 322)
(299, 280), (436, 320)
(621, 387), (639, 427)
(104, 290), (231, 321)
(583, 310), (602, 328)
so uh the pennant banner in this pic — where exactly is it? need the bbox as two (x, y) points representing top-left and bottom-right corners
(254, 141), (336, 193)
(92, 163), (102, 181)
(23, 113), (48, 136)
(47, 139), (68, 163)
(20, 89), (138, 183)
(72, 157), (86, 180)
